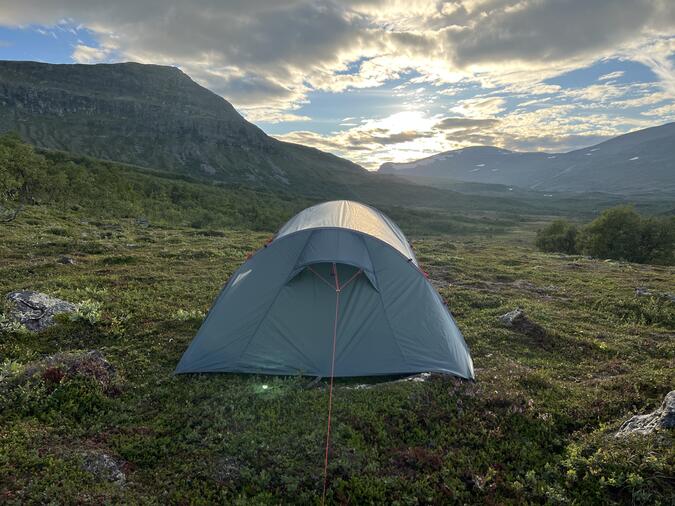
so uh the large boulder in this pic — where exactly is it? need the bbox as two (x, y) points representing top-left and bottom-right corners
(616, 391), (675, 437)
(5, 291), (77, 331)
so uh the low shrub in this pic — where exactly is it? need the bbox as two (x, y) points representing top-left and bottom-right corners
(537, 206), (675, 265)
(69, 300), (103, 325)
(535, 219), (579, 254)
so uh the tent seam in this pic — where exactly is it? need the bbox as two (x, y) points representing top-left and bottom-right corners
(232, 235), (311, 370)
(363, 237), (411, 367)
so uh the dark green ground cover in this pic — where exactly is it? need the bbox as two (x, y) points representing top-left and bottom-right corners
(1, 207), (672, 504)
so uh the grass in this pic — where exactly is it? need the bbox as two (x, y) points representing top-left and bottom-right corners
(0, 206), (673, 504)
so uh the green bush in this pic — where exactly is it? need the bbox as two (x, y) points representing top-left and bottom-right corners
(537, 207), (675, 265)
(578, 206), (675, 265)
(535, 219), (579, 254)
(0, 132), (46, 220)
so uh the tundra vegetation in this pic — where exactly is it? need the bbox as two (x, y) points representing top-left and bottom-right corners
(0, 135), (673, 504)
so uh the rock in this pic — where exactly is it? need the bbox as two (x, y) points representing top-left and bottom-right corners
(200, 162), (216, 175)
(57, 255), (76, 265)
(344, 372), (438, 390)
(635, 287), (654, 297)
(616, 391), (675, 437)
(81, 452), (126, 486)
(53, 350), (117, 393)
(5, 291), (77, 331)
(498, 308), (547, 339)
(214, 456), (243, 484)
(498, 308), (526, 326)
(402, 372), (432, 383)
(635, 287), (675, 302)
(13, 350), (120, 396)
(135, 217), (149, 228)
(63, 350), (118, 394)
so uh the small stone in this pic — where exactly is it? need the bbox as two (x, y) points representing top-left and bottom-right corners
(616, 391), (675, 437)
(5, 291), (77, 331)
(498, 308), (526, 327)
(57, 255), (76, 265)
(81, 452), (126, 486)
(498, 308), (547, 339)
(214, 456), (243, 484)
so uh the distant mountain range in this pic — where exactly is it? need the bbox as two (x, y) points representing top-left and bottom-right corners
(0, 60), (365, 194)
(379, 123), (675, 194)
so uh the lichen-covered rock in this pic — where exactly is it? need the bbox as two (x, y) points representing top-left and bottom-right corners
(498, 308), (526, 326)
(5, 291), (77, 331)
(616, 391), (675, 437)
(498, 308), (547, 339)
(81, 452), (126, 486)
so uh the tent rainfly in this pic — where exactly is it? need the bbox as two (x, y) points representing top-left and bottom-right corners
(175, 200), (474, 379)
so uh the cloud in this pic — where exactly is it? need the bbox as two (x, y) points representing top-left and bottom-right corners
(72, 43), (113, 63)
(598, 71), (625, 81)
(1, 0), (673, 117)
(243, 110), (312, 124)
(0, 0), (673, 149)
(351, 128), (434, 145)
(451, 97), (507, 117)
(633, 42), (675, 96)
(434, 117), (500, 130)
(442, 0), (663, 66)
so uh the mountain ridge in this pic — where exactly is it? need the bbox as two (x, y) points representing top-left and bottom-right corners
(0, 60), (365, 192)
(379, 122), (675, 194)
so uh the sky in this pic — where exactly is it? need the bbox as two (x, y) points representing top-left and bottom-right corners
(0, 1), (674, 170)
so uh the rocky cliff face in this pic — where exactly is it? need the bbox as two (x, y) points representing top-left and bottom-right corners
(0, 61), (364, 188)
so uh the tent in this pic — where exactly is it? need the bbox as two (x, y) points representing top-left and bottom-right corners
(175, 200), (474, 379)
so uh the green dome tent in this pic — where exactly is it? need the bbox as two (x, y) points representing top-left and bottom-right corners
(176, 200), (474, 379)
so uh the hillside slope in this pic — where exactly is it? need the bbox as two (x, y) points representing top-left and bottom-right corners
(0, 60), (364, 192)
(379, 123), (675, 193)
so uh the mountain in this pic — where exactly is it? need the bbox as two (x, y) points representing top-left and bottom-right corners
(0, 60), (364, 193)
(379, 123), (675, 194)
(0, 60), (566, 215)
